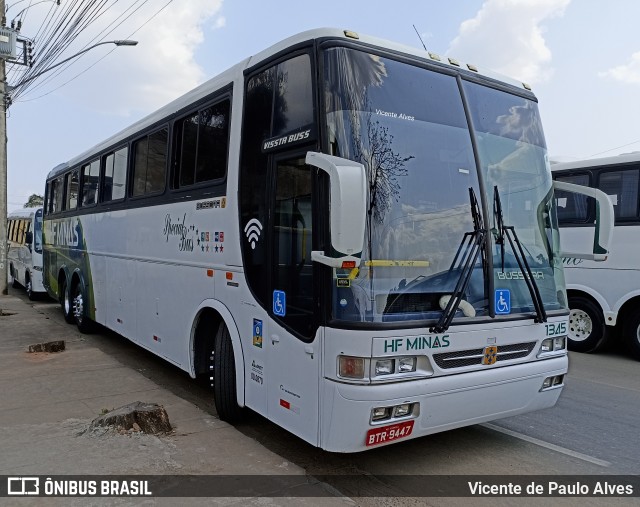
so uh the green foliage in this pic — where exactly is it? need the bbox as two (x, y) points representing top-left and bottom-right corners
(24, 194), (43, 208)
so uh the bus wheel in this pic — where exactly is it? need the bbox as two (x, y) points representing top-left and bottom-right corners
(60, 278), (75, 324)
(567, 296), (607, 353)
(623, 311), (640, 361)
(72, 283), (94, 334)
(26, 275), (36, 301)
(213, 322), (243, 423)
(10, 266), (19, 288)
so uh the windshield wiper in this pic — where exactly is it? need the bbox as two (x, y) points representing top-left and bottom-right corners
(431, 188), (486, 334)
(493, 186), (547, 323)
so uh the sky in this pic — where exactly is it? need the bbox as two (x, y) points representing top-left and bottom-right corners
(6, 0), (640, 211)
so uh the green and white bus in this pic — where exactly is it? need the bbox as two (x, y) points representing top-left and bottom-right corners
(42, 28), (613, 452)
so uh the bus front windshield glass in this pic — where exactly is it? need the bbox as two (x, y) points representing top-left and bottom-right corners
(462, 81), (567, 316)
(34, 209), (43, 254)
(323, 47), (567, 324)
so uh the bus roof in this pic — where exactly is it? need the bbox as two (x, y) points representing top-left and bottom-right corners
(552, 152), (640, 172)
(7, 207), (41, 219)
(46, 27), (534, 180)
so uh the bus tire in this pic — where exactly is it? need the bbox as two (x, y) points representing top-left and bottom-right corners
(623, 310), (640, 361)
(26, 274), (36, 301)
(60, 278), (75, 324)
(567, 296), (607, 353)
(213, 322), (243, 423)
(72, 282), (94, 334)
(10, 266), (19, 288)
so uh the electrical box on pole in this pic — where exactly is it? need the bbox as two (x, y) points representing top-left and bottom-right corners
(0, 27), (18, 60)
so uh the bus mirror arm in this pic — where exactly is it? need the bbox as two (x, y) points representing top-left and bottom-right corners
(553, 180), (615, 262)
(305, 152), (367, 268)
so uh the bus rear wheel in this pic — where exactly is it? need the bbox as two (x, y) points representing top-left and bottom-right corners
(567, 296), (607, 353)
(623, 311), (640, 361)
(60, 278), (75, 324)
(72, 283), (94, 334)
(26, 274), (36, 301)
(212, 322), (243, 423)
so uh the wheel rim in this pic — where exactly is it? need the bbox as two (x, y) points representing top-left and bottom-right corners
(64, 288), (71, 315)
(26, 280), (32, 296)
(568, 309), (592, 342)
(73, 291), (84, 323)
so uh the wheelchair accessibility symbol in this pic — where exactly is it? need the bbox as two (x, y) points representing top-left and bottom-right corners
(273, 290), (286, 317)
(495, 289), (511, 315)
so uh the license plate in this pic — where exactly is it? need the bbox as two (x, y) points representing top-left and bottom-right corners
(365, 420), (414, 446)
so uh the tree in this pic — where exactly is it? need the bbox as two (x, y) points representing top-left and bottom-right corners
(24, 194), (43, 208)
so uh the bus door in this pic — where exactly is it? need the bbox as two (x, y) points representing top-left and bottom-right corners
(267, 153), (321, 444)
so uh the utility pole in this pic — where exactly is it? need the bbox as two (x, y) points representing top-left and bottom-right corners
(0, 0), (136, 297)
(1, 0), (8, 296)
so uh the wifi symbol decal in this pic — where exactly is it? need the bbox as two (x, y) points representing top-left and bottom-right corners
(244, 218), (263, 250)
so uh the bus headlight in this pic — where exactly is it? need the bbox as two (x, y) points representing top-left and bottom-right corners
(372, 356), (418, 377)
(540, 336), (567, 355)
(338, 355), (430, 382)
(374, 359), (395, 376)
(393, 403), (412, 417)
(398, 357), (417, 373)
(372, 406), (391, 421)
(554, 336), (566, 350)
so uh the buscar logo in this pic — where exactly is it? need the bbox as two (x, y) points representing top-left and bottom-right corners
(483, 345), (498, 365)
(379, 335), (450, 354)
(48, 219), (80, 248)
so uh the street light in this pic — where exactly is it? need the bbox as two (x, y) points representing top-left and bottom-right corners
(0, 37), (138, 296)
(8, 39), (138, 92)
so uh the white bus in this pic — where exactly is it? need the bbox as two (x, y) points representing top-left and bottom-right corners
(552, 153), (640, 359)
(7, 207), (45, 300)
(42, 28), (612, 452)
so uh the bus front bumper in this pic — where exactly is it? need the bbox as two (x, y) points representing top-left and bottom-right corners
(319, 356), (567, 453)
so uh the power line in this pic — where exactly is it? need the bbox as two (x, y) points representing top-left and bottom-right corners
(12, 0), (177, 103)
(589, 139), (640, 158)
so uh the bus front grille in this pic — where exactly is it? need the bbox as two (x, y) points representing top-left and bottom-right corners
(433, 342), (537, 369)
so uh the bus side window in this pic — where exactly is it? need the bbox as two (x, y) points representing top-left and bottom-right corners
(50, 177), (64, 214)
(173, 99), (230, 188)
(7, 219), (14, 241)
(132, 129), (168, 196)
(82, 160), (100, 207)
(103, 147), (128, 202)
(597, 167), (640, 222)
(66, 170), (79, 210)
(555, 173), (592, 224)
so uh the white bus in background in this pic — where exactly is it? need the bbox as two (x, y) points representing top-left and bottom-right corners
(552, 153), (640, 360)
(42, 28), (612, 452)
(7, 207), (45, 300)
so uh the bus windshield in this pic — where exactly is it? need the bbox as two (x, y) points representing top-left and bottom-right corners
(34, 208), (43, 254)
(323, 47), (566, 324)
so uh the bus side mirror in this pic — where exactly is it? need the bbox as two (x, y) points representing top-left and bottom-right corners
(305, 152), (366, 268)
(553, 180), (614, 261)
(25, 231), (33, 252)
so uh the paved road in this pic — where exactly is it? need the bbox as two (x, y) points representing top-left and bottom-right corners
(494, 346), (640, 475)
(10, 289), (639, 504)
